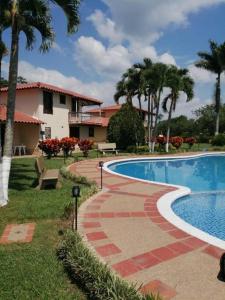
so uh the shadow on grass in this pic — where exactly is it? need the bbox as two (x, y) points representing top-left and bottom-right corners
(9, 160), (38, 191)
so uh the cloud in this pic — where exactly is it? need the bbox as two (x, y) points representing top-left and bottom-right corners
(2, 60), (116, 105)
(101, 0), (225, 44)
(87, 10), (123, 44)
(74, 36), (177, 80)
(75, 36), (131, 78)
(52, 42), (64, 54)
(188, 64), (216, 83)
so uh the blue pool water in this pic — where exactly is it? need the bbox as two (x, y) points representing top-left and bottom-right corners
(108, 155), (225, 240)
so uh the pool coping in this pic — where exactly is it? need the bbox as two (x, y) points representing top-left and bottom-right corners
(103, 152), (225, 250)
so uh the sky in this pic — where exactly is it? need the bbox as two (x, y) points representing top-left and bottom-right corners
(2, 0), (225, 118)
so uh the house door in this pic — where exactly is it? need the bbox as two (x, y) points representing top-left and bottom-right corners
(70, 126), (80, 139)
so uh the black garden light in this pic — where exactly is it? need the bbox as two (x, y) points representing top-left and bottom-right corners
(99, 161), (104, 190)
(72, 185), (80, 231)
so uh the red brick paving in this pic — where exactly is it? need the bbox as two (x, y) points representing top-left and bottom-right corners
(112, 259), (142, 277)
(132, 252), (161, 269)
(182, 237), (207, 249)
(95, 243), (121, 257)
(86, 231), (107, 241)
(82, 222), (101, 228)
(203, 245), (224, 259)
(0, 223), (36, 244)
(168, 229), (190, 239)
(141, 279), (177, 299)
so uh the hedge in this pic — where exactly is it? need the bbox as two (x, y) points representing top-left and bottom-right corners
(58, 230), (161, 300)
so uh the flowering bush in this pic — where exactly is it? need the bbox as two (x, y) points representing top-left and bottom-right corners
(170, 136), (183, 149)
(156, 135), (166, 145)
(184, 137), (196, 147)
(38, 138), (61, 158)
(78, 139), (94, 157)
(60, 137), (78, 157)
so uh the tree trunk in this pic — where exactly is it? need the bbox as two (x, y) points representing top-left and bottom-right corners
(1, 23), (19, 205)
(215, 73), (221, 136)
(150, 94), (154, 151)
(147, 91), (151, 151)
(152, 90), (161, 152)
(0, 28), (5, 206)
(165, 99), (173, 153)
(137, 94), (142, 116)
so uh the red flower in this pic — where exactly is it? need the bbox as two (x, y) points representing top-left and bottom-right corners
(170, 136), (183, 149)
(184, 137), (196, 147)
(60, 137), (78, 156)
(78, 139), (94, 157)
(38, 138), (61, 158)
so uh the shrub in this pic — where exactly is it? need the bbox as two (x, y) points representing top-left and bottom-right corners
(60, 137), (78, 157)
(58, 230), (160, 300)
(170, 136), (183, 149)
(211, 134), (225, 146)
(136, 145), (149, 153)
(107, 103), (145, 150)
(78, 139), (94, 157)
(126, 145), (137, 153)
(156, 135), (166, 145)
(38, 139), (61, 159)
(184, 137), (196, 148)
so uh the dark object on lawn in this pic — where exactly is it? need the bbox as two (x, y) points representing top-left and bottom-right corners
(72, 186), (80, 231)
(217, 253), (225, 282)
(36, 156), (60, 189)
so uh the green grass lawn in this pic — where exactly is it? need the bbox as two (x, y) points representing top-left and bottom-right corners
(0, 157), (96, 300)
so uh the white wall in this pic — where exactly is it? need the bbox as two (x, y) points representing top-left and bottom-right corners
(38, 92), (70, 139)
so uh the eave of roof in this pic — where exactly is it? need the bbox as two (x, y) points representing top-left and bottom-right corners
(87, 104), (150, 114)
(0, 82), (103, 105)
(0, 105), (44, 124)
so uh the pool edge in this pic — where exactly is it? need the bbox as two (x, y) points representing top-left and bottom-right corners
(103, 152), (225, 250)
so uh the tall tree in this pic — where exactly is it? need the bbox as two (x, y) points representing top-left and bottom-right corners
(150, 63), (169, 152)
(162, 66), (194, 152)
(0, 0), (80, 206)
(195, 40), (225, 136)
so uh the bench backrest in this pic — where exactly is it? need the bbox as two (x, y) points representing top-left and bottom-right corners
(36, 156), (46, 175)
(98, 143), (117, 150)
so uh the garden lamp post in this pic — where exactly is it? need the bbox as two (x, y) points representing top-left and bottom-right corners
(72, 185), (80, 231)
(99, 161), (104, 189)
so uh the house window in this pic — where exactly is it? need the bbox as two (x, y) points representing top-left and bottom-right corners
(60, 94), (66, 105)
(43, 91), (53, 114)
(45, 127), (51, 139)
(89, 127), (94, 137)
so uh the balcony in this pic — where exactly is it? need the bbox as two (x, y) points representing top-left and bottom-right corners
(68, 112), (106, 126)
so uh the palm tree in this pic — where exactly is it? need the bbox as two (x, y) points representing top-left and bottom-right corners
(195, 40), (225, 136)
(162, 66), (194, 152)
(0, 0), (80, 206)
(114, 68), (139, 105)
(150, 63), (169, 152)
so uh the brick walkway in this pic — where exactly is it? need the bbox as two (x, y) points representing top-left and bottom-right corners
(70, 156), (225, 300)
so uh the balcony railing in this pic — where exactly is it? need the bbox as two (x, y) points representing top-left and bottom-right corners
(68, 112), (103, 125)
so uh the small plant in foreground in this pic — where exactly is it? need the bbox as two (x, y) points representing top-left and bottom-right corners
(78, 139), (94, 157)
(38, 138), (61, 158)
(211, 134), (225, 146)
(60, 137), (78, 157)
(170, 136), (183, 149)
(184, 137), (196, 148)
(58, 230), (161, 300)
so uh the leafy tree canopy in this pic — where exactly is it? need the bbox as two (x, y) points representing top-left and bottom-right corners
(0, 76), (27, 87)
(107, 103), (145, 150)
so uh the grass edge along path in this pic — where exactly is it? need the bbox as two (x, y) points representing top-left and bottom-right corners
(0, 157), (98, 300)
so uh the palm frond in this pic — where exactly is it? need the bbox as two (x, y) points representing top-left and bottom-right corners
(51, 0), (80, 33)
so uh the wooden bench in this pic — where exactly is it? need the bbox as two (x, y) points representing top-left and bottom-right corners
(36, 156), (60, 189)
(97, 143), (118, 156)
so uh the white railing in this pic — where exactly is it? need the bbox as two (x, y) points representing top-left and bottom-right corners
(68, 112), (103, 124)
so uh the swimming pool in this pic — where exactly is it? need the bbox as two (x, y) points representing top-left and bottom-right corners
(105, 153), (225, 248)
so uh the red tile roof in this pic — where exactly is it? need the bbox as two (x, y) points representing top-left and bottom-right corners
(81, 117), (109, 127)
(87, 104), (149, 113)
(0, 82), (103, 105)
(0, 105), (44, 124)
